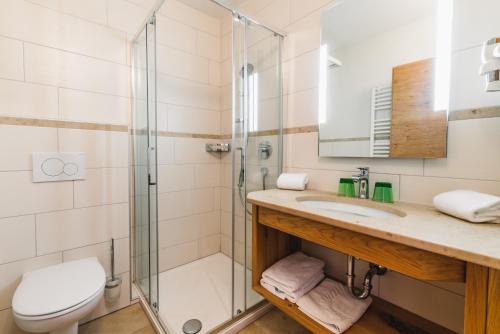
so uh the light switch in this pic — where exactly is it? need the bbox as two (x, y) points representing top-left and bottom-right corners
(32, 153), (85, 183)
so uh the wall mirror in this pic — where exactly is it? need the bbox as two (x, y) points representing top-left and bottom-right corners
(318, 0), (451, 158)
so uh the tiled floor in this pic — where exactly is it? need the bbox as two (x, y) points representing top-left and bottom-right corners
(158, 253), (262, 334)
(237, 308), (311, 334)
(79, 303), (155, 334)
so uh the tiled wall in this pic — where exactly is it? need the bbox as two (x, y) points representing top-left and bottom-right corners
(233, 0), (500, 332)
(0, 0), (155, 332)
(154, 0), (233, 272)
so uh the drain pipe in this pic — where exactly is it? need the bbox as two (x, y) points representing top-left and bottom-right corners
(347, 256), (387, 300)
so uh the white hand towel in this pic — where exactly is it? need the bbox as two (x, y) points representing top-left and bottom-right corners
(262, 252), (325, 292)
(433, 190), (500, 223)
(297, 279), (372, 334)
(261, 271), (324, 303)
(277, 173), (309, 190)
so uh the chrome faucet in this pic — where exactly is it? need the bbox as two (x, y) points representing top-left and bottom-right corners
(352, 167), (369, 199)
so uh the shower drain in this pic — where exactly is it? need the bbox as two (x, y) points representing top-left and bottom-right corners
(183, 319), (202, 334)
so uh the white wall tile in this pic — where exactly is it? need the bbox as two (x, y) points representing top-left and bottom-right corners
(157, 137), (175, 165)
(0, 253), (62, 310)
(289, 0), (332, 23)
(0, 171), (73, 218)
(59, 89), (131, 125)
(255, 0), (291, 30)
(0, 37), (24, 81)
(24, 43), (131, 97)
(0, 216), (36, 265)
(198, 234), (220, 257)
(159, 241), (198, 271)
(157, 15), (197, 54)
(285, 88), (318, 128)
(196, 31), (221, 61)
(174, 138), (222, 164)
(158, 211), (220, 248)
(157, 73), (220, 110)
(283, 49), (319, 94)
(158, 188), (214, 221)
(158, 164), (195, 193)
(400, 175), (500, 206)
(108, 0), (150, 35)
(209, 61), (221, 86)
(168, 105), (221, 134)
(26, 0), (108, 25)
(36, 204), (128, 255)
(62, 237), (129, 276)
(58, 129), (129, 168)
(0, 80), (58, 119)
(194, 164), (220, 188)
(283, 8), (321, 61)
(0, 0), (127, 64)
(74, 168), (129, 207)
(425, 118), (500, 181)
(0, 125), (58, 171)
(157, 103), (169, 132)
(157, 44), (210, 83)
(160, 0), (222, 37)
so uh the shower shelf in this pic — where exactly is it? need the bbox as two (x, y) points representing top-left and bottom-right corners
(205, 143), (231, 153)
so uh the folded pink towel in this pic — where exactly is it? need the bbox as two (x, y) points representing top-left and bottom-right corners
(262, 252), (325, 292)
(260, 271), (324, 303)
(297, 279), (371, 333)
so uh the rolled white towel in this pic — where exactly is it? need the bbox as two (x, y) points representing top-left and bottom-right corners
(297, 279), (372, 334)
(277, 173), (309, 190)
(433, 190), (500, 223)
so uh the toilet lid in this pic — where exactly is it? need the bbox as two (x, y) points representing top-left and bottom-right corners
(12, 257), (105, 317)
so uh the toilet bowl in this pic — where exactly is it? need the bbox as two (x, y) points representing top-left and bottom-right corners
(12, 257), (106, 334)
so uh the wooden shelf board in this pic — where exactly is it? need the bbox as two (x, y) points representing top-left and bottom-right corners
(253, 285), (399, 334)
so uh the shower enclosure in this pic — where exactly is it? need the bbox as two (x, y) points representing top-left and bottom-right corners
(131, 1), (283, 333)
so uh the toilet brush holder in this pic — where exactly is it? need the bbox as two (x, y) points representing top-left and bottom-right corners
(105, 276), (122, 303)
(105, 238), (122, 304)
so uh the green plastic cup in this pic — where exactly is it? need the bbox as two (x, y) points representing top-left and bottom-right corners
(372, 182), (393, 203)
(338, 178), (355, 198)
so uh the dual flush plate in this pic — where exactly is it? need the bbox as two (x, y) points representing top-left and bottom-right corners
(32, 152), (85, 183)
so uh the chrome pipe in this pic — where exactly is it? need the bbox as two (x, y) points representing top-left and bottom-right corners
(347, 256), (387, 300)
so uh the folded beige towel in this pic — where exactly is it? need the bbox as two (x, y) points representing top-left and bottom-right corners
(297, 279), (371, 334)
(260, 271), (324, 303)
(433, 190), (500, 223)
(262, 252), (325, 292)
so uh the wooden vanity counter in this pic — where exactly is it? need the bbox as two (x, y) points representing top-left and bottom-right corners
(248, 189), (500, 334)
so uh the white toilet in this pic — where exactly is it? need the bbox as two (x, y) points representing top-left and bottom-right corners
(12, 257), (106, 334)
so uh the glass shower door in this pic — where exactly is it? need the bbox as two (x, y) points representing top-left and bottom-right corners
(132, 17), (159, 314)
(232, 14), (283, 316)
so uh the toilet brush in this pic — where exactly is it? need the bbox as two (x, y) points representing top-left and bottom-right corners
(105, 238), (122, 303)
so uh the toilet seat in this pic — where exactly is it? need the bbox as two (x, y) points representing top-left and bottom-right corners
(13, 286), (105, 321)
(12, 258), (106, 319)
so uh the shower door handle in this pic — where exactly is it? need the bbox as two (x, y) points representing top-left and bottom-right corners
(147, 146), (157, 186)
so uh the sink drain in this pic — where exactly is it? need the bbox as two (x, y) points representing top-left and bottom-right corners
(183, 319), (202, 334)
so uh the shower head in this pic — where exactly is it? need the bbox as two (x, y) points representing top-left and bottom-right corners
(239, 63), (254, 78)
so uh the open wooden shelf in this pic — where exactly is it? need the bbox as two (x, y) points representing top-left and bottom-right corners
(252, 204), (459, 334)
(254, 285), (399, 334)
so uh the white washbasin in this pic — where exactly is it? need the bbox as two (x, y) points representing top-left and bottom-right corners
(299, 200), (401, 218)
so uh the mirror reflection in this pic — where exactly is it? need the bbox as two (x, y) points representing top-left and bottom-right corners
(318, 0), (451, 158)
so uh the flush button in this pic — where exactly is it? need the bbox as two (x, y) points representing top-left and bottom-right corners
(33, 153), (85, 183)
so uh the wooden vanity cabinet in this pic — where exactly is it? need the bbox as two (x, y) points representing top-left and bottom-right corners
(251, 204), (500, 334)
